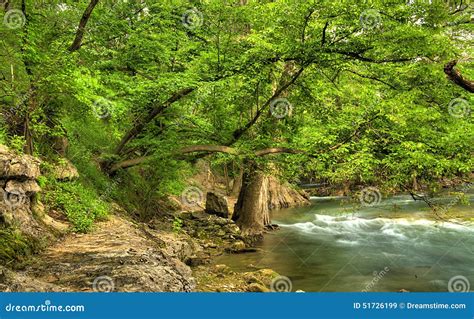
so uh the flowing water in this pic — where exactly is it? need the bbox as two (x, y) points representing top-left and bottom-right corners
(216, 190), (474, 292)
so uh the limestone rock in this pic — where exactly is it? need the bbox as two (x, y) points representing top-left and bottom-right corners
(243, 273), (264, 285)
(213, 264), (232, 274)
(5, 180), (41, 195)
(0, 144), (43, 236)
(246, 282), (270, 292)
(0, 145), (41, 179)
(267, 175), (310, 210)
(225, 240), (252, 253)
(51, 160), (79, 181)
(256, 269), (279, 286)
(205, 192), (229, 218)
(0, 266), (67, 292)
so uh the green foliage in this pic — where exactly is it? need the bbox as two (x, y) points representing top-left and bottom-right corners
(0, 228), (40, 265)
(0, 0), (472, 223)
(113, 158), (192, 221)
(172, 217), (183, 234)
(8, 135), (26, 153)
(44, 180), (109, 233)
(0, 120), (6, 144)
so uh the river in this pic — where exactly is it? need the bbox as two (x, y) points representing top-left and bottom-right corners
(216, 190), (474, 292)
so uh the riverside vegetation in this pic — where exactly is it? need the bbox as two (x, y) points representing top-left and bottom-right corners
(0, 0), (472, 292)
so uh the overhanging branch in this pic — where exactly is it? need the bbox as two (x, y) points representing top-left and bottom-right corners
(444, 60), (474, 93)
(68, 0), (100, 52)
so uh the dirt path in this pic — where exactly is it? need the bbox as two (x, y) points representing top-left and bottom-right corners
(1, 215), (195, 292)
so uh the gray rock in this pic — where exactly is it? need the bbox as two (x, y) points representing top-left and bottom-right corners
(5, 180), (41, 195)
(0, 145), (41, 179)
(205, 192), (229, 218)
(51, 159), (79, 181)
(247, 283), (270, 292)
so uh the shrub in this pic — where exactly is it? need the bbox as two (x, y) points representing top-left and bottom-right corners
(44, 180), (109, 233)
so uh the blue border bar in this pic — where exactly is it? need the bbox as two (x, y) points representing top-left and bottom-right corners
(1, 293), (473, 319)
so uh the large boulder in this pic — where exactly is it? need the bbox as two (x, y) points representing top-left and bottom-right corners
(205, 192), (229, 218)
(267, 175), (310, 210)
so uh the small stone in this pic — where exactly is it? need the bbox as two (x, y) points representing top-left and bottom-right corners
(0, 268), (6, 283)
(256, 269), (279, 286)
(243, 273), (263, 285)
(246, 283), (270, 292)
(257, 269), (277, 277)
(185, 255), (210, 267)
(213, 264), (232, 274)
(203, 242), (217, 249)
(227, 240), (246, 253)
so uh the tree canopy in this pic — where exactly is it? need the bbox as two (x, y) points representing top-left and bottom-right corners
(1, 0), (472, 199)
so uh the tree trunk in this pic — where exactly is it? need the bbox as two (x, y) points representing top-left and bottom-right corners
(231, 166), (243, 197)
(232, 161), (270, 236)
(23, 116), (33, 155)
(68, 0), (100, 52)
(224, 163), (230, 196)
(412, 172), (419, 192)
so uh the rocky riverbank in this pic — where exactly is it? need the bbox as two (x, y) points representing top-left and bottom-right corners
(1, 208), (281, 292)
(0, 145), (304, 293)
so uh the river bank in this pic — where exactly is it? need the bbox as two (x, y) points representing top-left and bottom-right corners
(0, 206), (281, 292)
(2, 187), (472, 293)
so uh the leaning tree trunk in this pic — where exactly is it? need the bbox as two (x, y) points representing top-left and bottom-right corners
(232, 161), (270, 236)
